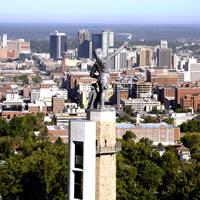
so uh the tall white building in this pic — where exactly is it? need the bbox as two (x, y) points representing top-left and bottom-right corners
(115, 49), (127, 70)
(172, 54), (180, 70)
(160, 40), (168, 49)
(102, 30), (114, 56)
(108, 48), (128, 70)
(2, 34), (7, 47)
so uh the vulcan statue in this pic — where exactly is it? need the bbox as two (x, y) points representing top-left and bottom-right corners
(88, 34), (132, 109)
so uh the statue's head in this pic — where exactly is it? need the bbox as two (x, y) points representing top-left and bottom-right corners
(95, 48), (103, 59)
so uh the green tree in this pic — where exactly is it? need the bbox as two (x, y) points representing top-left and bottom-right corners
(18, 75), (29, 84)
(122, 131), (136, 141)
(0, 139), (12, 159)
(143, 116), (157, 123)
(181, 133), (200, 149)
(139, 138), (153, 147)
(32, 75), (42, 84)
(117, 153), (137, 200)
(55, 137), (63, 145)
(0, 141), (68, 199)
(137, 160), (164, 193)
(0, 117), (9, 136)
(180, 120), (200, 133)
(123, 105), (134, 116)
(163, 117), (174, 125)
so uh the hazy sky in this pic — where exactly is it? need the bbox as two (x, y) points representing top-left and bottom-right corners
(1, 0), (200, 24)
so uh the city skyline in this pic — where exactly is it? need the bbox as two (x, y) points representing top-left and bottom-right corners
(1, 0), (200, 24)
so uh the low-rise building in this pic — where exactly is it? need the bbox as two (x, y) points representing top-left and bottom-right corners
(171, 113), (195, 126)
(55, 108), (86, 125)
(47, 125), (68, 143)
(176, 146), (191, 161)
(116, 122), (180, 145)
(121, 98), (164, 113)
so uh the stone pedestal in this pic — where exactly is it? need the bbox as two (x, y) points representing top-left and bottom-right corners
(88, 109), (117, 200)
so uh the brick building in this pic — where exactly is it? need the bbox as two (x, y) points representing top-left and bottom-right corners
(52, 96), (65, 113)
(147, 69), (179, 87)
(28, 104), (40, 114)
(180, 95), (200, 111)
(175, 83), (200, 106)
(1, 111), (23, 119)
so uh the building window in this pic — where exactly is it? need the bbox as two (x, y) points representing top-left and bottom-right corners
(74, 171), (83, 199)
(74, 142), (83, 169)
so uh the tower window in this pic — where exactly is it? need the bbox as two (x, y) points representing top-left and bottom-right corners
(74, 171), (83, 199)
(74, 142), (83, 169)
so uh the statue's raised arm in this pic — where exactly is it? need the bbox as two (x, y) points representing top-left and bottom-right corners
(107, 34), (132, 60)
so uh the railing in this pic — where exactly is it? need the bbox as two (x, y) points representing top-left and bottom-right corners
(96, 141), (122, 155)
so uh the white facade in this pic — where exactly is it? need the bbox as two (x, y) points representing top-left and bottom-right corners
(68, 120), (96, 200)
(40, 87), (68, 100)
(160, 40), (168, 49)
(182, 71), (190, 82)
(115, 49), (127, 70)
(31, 89), (40, 103)
(2, 34), (7, 47)
(173, 54), (180, 70)
(171, 113), (196, 126)
(189, 63), (200, 82)
(6, 92), (20, 101)
(109, 31), (114, 47)
(122, 98), (164, 113)
(102, 31), (114, 56)
(67, 49), (77, 60)
(180, 152), (191, 161)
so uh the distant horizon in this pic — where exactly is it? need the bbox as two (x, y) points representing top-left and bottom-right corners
(0, 23), (200, 42)
(1, 22), (200, 26)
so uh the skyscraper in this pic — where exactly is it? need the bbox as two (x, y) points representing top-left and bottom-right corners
(107, 48), (128, 71)
(102, 30), (114, 56)
(108, 48), (115, 70)
(115, 49), (127, 70)
(2, 34), (7, 47)
(78, 29), (91, 59)
(78, 29), (90, 45)
(92, 34), (102, 55)
(157, 48), (172, 68)
(160, 40), (168, 49)
(50, 31), (67, 60)
(172, 54), (180, 70)
(139, 47), (152, 67)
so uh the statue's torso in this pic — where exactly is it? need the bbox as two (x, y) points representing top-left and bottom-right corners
(98, 58), (110, 73)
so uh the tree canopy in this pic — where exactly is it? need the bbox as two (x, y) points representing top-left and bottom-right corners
(0, 114), (67, 199)
(0, 114), (200, 199)
(117, 137), (200, 199)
